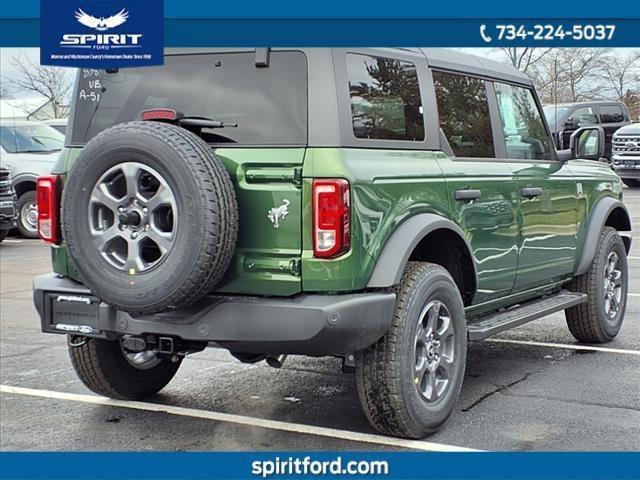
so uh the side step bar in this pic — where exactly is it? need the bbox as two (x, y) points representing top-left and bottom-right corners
(467, 291), (587, 341)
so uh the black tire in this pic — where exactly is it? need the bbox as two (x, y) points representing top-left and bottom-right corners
(621, 178), (640, 188)
(69, 337), (180, 399)
(565, 227), (628, 343)
(0, 230), (8, 243)
(16, 190), (38, 238)
(355, 262), (467, 439)
(62, 121), (238, 314)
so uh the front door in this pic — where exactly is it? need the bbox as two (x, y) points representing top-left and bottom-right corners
(492, 81), (578, 291)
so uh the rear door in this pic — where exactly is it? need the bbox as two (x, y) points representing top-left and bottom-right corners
(491, 81), (578, 291)
(432, 71), (519, 304)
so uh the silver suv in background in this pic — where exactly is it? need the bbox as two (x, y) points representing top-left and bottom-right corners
(612, 123), (640, 187)
(0, 121), (64, 237)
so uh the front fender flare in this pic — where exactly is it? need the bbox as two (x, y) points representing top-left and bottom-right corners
(575, 198), (632, 276)
(366, 213), (477, 289)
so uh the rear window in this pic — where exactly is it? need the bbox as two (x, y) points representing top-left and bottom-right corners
(598, 105), (626, 123)
(346, 54), (424, 141)
(71, 51), (308, 145)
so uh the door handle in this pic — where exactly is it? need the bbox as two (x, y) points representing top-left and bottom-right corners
(520, 187), (543, 198)
(455, 189), (481, 201)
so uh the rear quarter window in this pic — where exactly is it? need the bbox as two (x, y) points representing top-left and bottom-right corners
(71, 51), (308, 145)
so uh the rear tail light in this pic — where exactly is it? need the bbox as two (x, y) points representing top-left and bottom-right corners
(36, 175), (61, 244)
(313, 179), (350, 258)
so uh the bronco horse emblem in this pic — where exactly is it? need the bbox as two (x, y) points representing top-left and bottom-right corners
(267, 199), (290, 229)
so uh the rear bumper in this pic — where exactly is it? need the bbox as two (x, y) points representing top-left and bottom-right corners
(33, 274), (395, 356)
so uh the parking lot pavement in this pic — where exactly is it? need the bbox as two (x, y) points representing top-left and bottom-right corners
(1, 189), (639, 452)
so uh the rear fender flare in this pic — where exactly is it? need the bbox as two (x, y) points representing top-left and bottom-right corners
(366, 213), (478, 290)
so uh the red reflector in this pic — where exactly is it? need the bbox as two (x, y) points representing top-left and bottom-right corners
(313, 179), (350, 259)
(36, 175), (61, 244)
(141, 108), (177, 121)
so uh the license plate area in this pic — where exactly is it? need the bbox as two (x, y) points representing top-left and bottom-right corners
(45, 293), (102, 335)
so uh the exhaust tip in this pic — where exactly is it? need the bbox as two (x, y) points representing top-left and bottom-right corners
(266, 354), (287, 369)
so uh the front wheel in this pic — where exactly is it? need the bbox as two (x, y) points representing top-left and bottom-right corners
(16, 191), (38, 238)
(355, 262), (467, 439)
(69, 337), (181, 399)
(565, 227), (628, 343)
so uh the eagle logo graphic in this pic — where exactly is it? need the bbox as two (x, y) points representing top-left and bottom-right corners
(75, 8), (129, 31)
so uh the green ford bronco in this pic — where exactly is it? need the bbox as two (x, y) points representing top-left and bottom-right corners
(33, 48), (632, 438)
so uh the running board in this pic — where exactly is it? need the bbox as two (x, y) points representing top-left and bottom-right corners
(467, 291), (587, 341)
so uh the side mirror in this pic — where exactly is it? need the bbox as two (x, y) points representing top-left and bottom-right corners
(570, 126), (605, 161)
(564, 118), (577, 129)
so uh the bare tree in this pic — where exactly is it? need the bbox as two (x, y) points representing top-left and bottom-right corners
(599, 50), (640, 99)
(527, 49), (609, 103)
(0, 83), (12, 99)
(497, 48), (551, 72)
(3, 53), (72, 118)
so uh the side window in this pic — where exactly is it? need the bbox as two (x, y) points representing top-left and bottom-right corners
(494, 82), (553, 161)
(569, 106), (598, 126)
(346, 54), (424, 141)
(432, 71), (494, 158)
(598, 105), (626, 123)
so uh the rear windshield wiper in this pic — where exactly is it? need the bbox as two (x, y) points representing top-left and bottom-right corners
(179, 116), (238, 129)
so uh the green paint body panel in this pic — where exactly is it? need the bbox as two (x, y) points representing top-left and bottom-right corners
(51, 146), (625, 314)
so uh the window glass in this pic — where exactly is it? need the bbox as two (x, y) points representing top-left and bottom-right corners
(432, 71), (494, 158)
(72, 52), (308, 145)
(494, 83), (552, 160)
(0, 124), (64, 153)
(569, 106), (598, 126)
(598, 105), (626, 123)
(347, 54), (424, 141)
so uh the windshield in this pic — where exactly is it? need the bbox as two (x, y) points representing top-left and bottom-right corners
(543, 105), (571, 126)
(0, 124), (64, 153)
(72, 51), (308, 145)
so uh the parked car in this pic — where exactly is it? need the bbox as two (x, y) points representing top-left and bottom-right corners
(43, 118), (68, 135)
(543, 101), (631, 161)
(0, 167), (17, 243)
(0, 120), (64, 237)
(611, 123), (640, 187)
(33, 48), (631, 439)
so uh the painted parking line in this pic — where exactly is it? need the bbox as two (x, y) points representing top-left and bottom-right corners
(628, 256), (640, 261)
(487, 338), (640, 356)
(0, 385), (478, 452)
(629, 293), (640, 297)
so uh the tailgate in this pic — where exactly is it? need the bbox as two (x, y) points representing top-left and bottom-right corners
(214, 148), (305, 296)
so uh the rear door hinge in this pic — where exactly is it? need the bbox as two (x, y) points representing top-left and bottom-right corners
(292, 167), (303, 187)
(289, 258), (302, 277)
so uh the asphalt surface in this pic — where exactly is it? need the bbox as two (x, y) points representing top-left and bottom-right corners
(1, 189), (639, 452)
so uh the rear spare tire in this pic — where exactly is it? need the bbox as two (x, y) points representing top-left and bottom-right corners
(62, 121), (238, 314)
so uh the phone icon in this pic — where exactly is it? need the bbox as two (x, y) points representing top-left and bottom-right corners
(480, 25), (493, 43)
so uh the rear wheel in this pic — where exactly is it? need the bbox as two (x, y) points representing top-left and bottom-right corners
(565, 227), (628, 343)
(355, 262), (467, 438)
(621, 178), (640, 188)
(69, 336), (181, 399)
(16, 191), (38, 238)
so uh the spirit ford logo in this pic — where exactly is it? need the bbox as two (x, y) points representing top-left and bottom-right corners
(59, 8), (143, 48)
(60, 33), (142, 45)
